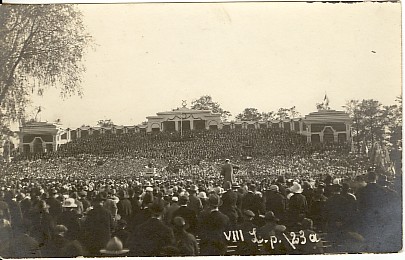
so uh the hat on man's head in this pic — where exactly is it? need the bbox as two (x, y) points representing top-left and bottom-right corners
(178, 195), (189, 206)
(274, 225), (286, 233)
(100, 237), (129, 255)
(277, 176), (286, 183)
(172, 216), (186, 228)
(149, 201), (165, 215)
(188, 185), (199, 192)
(301, 218), (314, 230)
(171, 196), (179, 202)
(289, 182), (303, 194)
(78, 190), (87, 197)
(208, 194), (223, 207)
(54, 225), (68, 234)
(145, 187), (153, 192)
(260, 211), (279, 222)
(269, 185), (279, 192)
(197, 191), (207, 200)
(225, 159), (230, 162)
(62, 198), (78, 208)
(317, 182), (326, 188)
(243, 210), (255, 218)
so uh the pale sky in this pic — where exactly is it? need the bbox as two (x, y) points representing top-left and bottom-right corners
(29, 2), (401, 128)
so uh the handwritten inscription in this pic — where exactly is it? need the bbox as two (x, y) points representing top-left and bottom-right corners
(224, 228), (321, 250)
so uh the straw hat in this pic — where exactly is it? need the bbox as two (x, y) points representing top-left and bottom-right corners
(100, 237), (129, 255)
(62, 198), (78, 208)
(197, 191), (208, 200)
(289, 182), (303, 194)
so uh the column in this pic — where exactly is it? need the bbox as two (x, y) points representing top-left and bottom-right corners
(320, 132), (324, 143)
(190, 119), (194, 131)
(175, 120), (179, 131)
(334, 133), (338, 143)
(19, 133), (24, 153)
(346, 123), (351, 141)
(53, 135), (57, 152)
(30, 143), (33, 153)
(306, 125), (311, 143)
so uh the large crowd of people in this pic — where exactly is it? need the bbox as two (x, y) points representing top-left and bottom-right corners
(0, 128), (402, 257)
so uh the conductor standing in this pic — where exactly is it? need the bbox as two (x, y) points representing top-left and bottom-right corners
(221, 159), (235, 187)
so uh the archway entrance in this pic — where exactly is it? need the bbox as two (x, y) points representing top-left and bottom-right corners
(33, 138), (44, 154)
(323, 127), (334, 143)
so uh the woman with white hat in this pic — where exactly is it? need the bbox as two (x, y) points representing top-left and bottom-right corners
(287, 182), (308, 229)
(57, 198), (81, 241)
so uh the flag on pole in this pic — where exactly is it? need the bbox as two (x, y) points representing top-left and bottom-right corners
(324, 94), (329, 107)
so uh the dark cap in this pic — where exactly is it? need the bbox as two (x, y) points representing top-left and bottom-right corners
(260, 211), (279, 222)
(149, 201), (165, 215)
(208, 194), (222, 207)
(173, 216), (186, 227)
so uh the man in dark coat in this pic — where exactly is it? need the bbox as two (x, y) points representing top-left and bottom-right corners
(4, 190), (23, 233)
(356, 171), (401, 252)
(84, 192), (113, 256)
(309, 183), (328, 230)
(199, 194), (230, 256)
(235, 210), (259, 255)
(28, 200), (55, 249)
(219, 181), (239, 229)
(287, 183), (308, 229)
(117, 189), (132, 223)
(3, 224), (42, 258)
(57, 198), (81, 241)
(323, 184), (348, 235)
(46, 189), (62, 221)
(220, 159), (235, 188)
(127, 201), (175, 256)
(264, 185), (287, 222)
(242, 183), (265, 226)
(164, 196), (180, 225)
(187, 185), (203, 215)
(43, 225), (71, 257)
(172, 195), (198, 235)
(78, 191), (91, 212)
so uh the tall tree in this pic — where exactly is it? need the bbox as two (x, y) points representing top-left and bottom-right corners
(289, 106), (301, 119)
(0, 5), (92, 123)
(191, 95), (231, 121)
(344, 98), (398, 156)
(261, 111), (275, 121)
(235, 108), (262, 121)
(343, 99), (362, 153)
(97, 119), (115, 127)
(275, 108), (290, 121)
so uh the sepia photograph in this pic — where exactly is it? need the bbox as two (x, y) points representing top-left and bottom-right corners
(0, 1), (402, 258)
